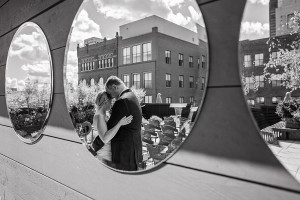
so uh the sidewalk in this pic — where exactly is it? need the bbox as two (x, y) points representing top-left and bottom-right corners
(268, 140), (300, 183)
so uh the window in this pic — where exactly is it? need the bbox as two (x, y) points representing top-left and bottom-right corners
(165, 50), (171, 64)
(189, 56), (193, 68)
(92, 61), (95, 70)
(99, 77), (104, 86)
(143, 72), (152, 88)
(144, 96), (152, 103)
(189, 76), (194, 88)
(179, 53), (184, 66)
(244, 55), (251, 67)
(123, 74), (130, 87)
(179, 97), (184, 103)
(189, 96), (194, 104)
(197, 58), (200, 68)
(166, 74), (171, 87)
(271, 75), (282, 87)
(202, 55), (206, 68)
(255, 75), (264, 88)
(201, 77), (205, 90)
(143, 42), (152, 61)
(245, 76), (254, 89)
(179, 75), (184, 88)
(123, 47), (131, 64)
(256, 97), (265, 104)
(166, 97), (172, 103)
(101, 60), (104, 68)
(247, 99), (255, 107)
(254, 53), (264, 66)
(132, 73), (141, 89)
(90, 78), (95, 86)
(81, 63), (84, 71)
(133, 45), (141, 63)
(107, 59), (111, 68)
(272, 97), (282, 104)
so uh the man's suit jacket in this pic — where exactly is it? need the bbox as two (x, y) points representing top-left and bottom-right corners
(107, 89), (143, 171)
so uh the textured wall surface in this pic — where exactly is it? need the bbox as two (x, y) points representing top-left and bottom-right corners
(1, 0), (300, 199)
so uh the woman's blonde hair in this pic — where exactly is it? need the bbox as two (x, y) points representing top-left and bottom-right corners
(95, 91), (111, 110)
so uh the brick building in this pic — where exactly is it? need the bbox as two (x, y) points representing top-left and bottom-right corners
(77, 15), (208, 105)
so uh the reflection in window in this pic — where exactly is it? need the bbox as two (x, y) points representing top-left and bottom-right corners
(254, 53), (264, 66)
(143, 72), (152, 89)
(166, 74), (171, 87)
(166, 97), (172, 103)
(179, 53), (184, 66)
(123, 74), (130, 87)
(179, 75), (184, 88)
(244, 55), (251, 67)
(123, 47), (131, 64)
(165, 50), (171, 64)
(133, 45), (141, 63)
(132, 73), (141, 89)
(143, 43), (151, 61)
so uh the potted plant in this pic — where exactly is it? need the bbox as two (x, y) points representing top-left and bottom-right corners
(276, 98), (300, 129)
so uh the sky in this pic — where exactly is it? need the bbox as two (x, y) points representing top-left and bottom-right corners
(5, 0), (271, 91)
(6, 22), (51, 91)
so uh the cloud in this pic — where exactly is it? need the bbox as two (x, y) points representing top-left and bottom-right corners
(92, 0), (201, 32)
(241, 21), (269, 36)
(247, 0), (269, 5)
(21, 61), (51, 78)
(9, 31), (49, 63)
(71, 9), (102, 45)
(6, 77), (25, 90)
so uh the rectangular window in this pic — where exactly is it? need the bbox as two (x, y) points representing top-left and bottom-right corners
(123, 74), (130, 88)
(144, 96), (152, 103)
(198, 58), (200, 68)
(132, 73), (141, 89)
(165, 50), (171, 64)
(179, 97), (184, 103)
(166, 74), (171, 87)
(143, 42), (152, 61)
(189, 96), (194, 104)
(123, 47), (131, 64)
(245, 77), (254, 89)
(201, 77), (205, 90)
(92, 61), (95, 70)
(189, 56), (193, 68)
(255, 75), (264, 88)
(189, 76), (194, 88)
(107, 59), (111, 68)
(254, 53), (264, 66)
(244, 55), (251, 67)
(111, 57), (114, 67)
(272, 96), (282, 104)
(143, 72), (152, 89)
(133, 45), (141, 63)
(271, 75), (282, 87)
(179, 75), (184, 88)
(179, 53), (184, 66)
(166, 97), (172, 104)
(256, 97), (265, 104)
(247, 99), (255, 107)
(81, 63), (84, 71)
(202, 55), (206, 68)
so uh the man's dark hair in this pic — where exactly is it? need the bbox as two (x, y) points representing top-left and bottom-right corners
(105, 76), (124, 89)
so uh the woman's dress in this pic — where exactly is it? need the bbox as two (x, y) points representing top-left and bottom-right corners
(93, 113), (112, 162)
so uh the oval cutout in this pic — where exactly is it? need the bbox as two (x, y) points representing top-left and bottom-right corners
(5, 22), (53, 144)
(240, 0), (300, 182)
(65, 0), (208, 171)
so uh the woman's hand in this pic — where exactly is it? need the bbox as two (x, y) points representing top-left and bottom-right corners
(119, 115), (133, 126)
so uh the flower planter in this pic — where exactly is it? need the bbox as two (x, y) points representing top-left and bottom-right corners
(284, 118), (300, 129)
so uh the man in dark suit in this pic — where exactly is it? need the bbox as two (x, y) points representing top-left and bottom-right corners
(92, 76), (143, 171)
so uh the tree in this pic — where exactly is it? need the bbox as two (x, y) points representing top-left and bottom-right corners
(264, 11), (300, 92)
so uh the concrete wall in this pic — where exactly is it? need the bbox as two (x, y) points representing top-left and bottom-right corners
(0, 0), (300, 199)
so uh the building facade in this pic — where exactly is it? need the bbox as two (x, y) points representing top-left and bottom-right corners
(77, 15), (208, 105)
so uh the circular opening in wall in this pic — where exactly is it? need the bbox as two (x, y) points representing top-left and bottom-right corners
(239, 0), (300, 182)
(5, 22), (53, 144)
(64, 0), (208, 172)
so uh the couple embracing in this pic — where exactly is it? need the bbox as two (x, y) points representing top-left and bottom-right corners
(87, 76), (143, 171)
